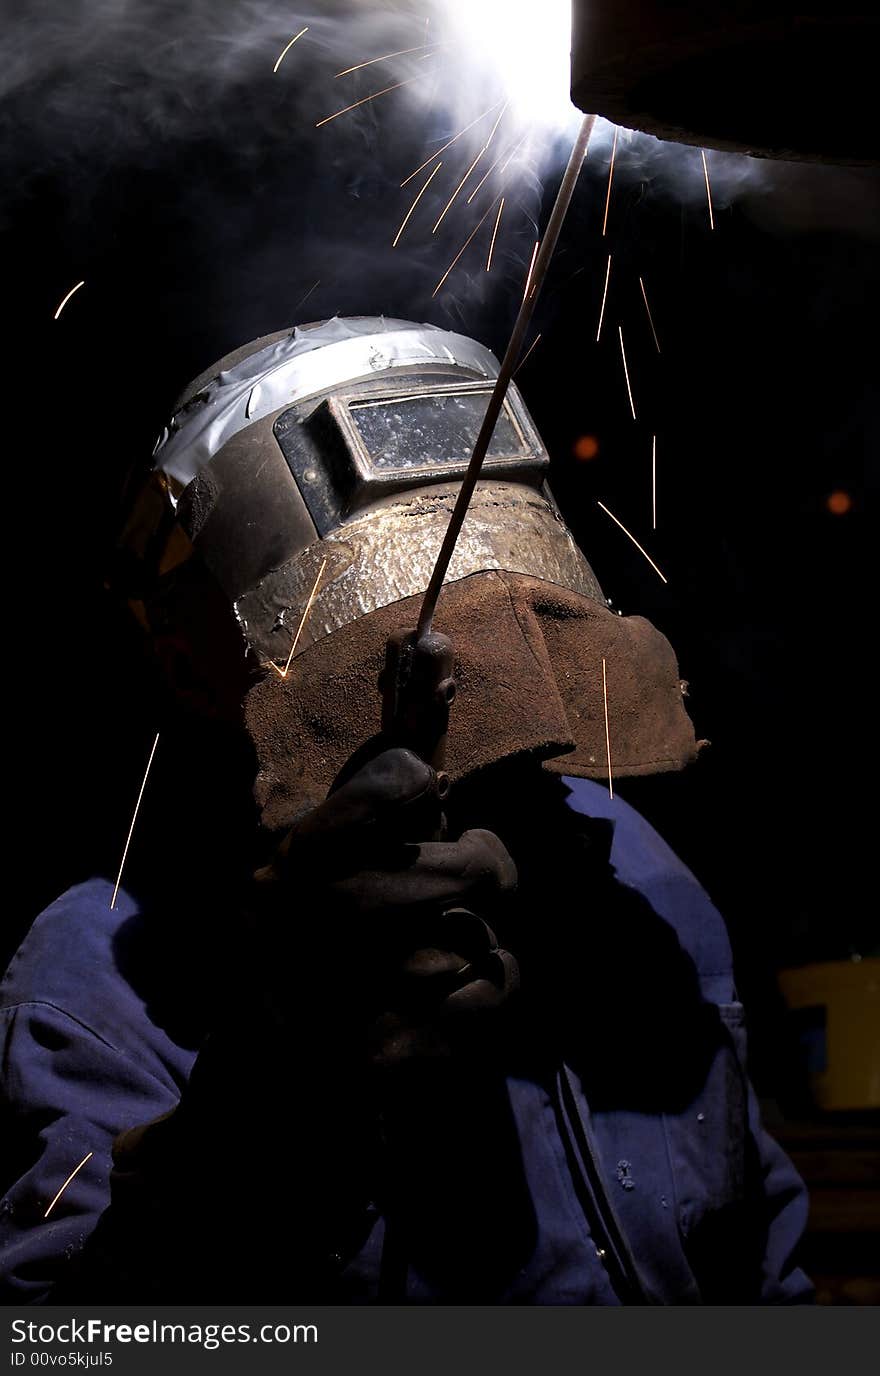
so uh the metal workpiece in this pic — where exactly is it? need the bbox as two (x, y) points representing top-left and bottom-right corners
(235, 483), (605, 666)
(570, 0), (879, 163)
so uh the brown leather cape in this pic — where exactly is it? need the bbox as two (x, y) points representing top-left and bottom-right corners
(245, 570), (699, 832)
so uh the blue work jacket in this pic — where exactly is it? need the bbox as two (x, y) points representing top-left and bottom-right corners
(0, 780), (812, 1304)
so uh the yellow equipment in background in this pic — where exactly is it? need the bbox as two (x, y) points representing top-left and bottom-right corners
(778, 959), (880, 1112)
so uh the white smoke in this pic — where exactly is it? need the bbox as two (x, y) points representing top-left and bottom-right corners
(1, 0), (872, 353)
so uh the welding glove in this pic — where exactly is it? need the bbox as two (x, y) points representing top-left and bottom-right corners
(254, 746), (520, 1070)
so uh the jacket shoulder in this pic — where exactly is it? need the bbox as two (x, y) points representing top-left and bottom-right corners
(562, 777), (735, 1002)
(1, 880), (193, 1087)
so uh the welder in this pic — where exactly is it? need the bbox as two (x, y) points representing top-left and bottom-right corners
(0, 318), (812, 1304)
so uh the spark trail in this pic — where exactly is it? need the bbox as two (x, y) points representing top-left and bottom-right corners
(597, 501), (668, 583)
(270, 558), (328, 678)
(701, 150), (715, 230)
(110, 732), (160, 911)
(317, 76), (424, 129)
(44, 1152), (94, 1218)
(596, 254), (611, 341)
(53, 280), (85, 319)
(393, 161), (443, 246)
(432, 199), (499, 297)
(602, 127), (619, 236)
(486, 197), (505, 272)
(639, 276), (661, 352)
(401, 101), (505, 186)
(618, 325), (636, 419)
(273, 27), (308, 74)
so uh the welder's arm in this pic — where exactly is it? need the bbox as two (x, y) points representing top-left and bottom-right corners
(52, 749), (519, 1301)
(0, 1004), (184, 1303)
(747, 1087), (814, 1303)
(255, 746), (520, 1069)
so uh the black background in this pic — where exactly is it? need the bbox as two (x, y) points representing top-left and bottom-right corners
(0, 3), (875, 1099)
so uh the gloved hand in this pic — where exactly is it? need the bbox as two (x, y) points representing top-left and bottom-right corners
(254, 747), (520, 1070)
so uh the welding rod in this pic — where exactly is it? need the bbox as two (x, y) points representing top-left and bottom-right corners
(416, 112), (597, 641)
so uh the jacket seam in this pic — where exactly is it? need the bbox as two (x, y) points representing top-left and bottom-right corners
(0, 999), (125, 1055)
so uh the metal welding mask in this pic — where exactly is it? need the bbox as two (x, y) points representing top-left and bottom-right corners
(120, 317), (698, 829)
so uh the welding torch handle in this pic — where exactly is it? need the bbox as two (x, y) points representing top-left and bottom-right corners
(380, 627), (455, 785)
(415, 112), (597, 642)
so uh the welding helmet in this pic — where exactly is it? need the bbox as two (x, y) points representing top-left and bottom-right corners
(119, 317), (697, 828)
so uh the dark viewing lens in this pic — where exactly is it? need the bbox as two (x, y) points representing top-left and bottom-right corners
(349, 391), (527, 473)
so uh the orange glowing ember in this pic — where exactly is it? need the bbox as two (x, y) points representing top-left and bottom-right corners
(826, 490), (852, 515)
(573, 435), (600, 461)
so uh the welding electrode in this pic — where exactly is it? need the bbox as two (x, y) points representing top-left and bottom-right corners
(381, 114), (598, 780)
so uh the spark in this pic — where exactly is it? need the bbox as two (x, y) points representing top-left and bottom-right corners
(701, 149), (715, 230)
(486, 197), (505, 272)
(294, 279), (320, 313)
(596, 254), (611, 342)
(431, 104), (506, 234)
(53, 280), (85, 320)
(602, 658), (613, 799)
(602, 126), (619, 236)
(393, 162), (442, 247)
(316, 76), (423, 129)
(335, 42), (446, 77)
(483, 102), (507, 147)
(273, 27), (308, 74)
(401, 100), (504, 186)
(433, 151), (488, 233)
(652, 434), (657, 530)
(618, 326), (636, 420)
(468, 150), (504, 204)
(499, 132), (530, 174)
(597, 501), (668, 584)
(514, 332), (542, 376)
(522, 240), (539, 303)
(269, 558), (328, 679)
(432, 199), (498, 298)
(44, 1152), (94, 1218)
(110, 732), (160, 911)
(639, 276), (661, 353)
(467, 130), (528, 205)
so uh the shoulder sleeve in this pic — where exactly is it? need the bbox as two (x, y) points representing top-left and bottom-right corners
(1, 880), (196, 1303)
(0, 1001), (184, 1302)
(745, 1083), (814, 1304)
(563, 777), (736, 1002)
(564, 779), (813, 1301)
